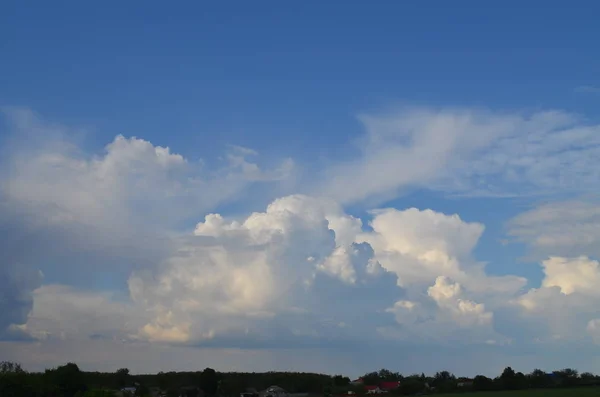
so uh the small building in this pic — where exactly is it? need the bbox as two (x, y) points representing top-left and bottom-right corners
(260, 385), (288, 397)
(379, 382), (400, 391)
(365, 386), (386, 394)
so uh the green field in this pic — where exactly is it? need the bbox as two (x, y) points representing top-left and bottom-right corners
(442, 388), (600, 397)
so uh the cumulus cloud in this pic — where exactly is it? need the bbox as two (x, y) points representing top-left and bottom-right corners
(4, 105), (600, 374)
(128, 195), (400, 346)
(1, 108), (293, 231)
(381, 275), (500, 346)
(316, 106), (600, 204)
(125, 196), (526, 349)
(0, 107), (293, 338)
(427, 276), (493, 327)
(514, 256), (600, 344)
(539, 256), (600, 296)
(10, 193), (535, 353)
(358, 207), (527, 299)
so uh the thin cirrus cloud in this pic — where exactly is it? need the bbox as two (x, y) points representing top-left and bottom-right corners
(315, 106), (600, 204)
(507, 198), (600, 260)
(574, 85), (600, 94)
(1, 105), (600, 374)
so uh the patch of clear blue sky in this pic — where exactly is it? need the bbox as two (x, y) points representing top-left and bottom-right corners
(2, 0), (599, 289)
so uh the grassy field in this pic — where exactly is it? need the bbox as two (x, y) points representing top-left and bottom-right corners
(442, 388), (600, 397)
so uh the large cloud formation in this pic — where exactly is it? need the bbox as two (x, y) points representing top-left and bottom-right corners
(0, 108), (292, 340)
(2, 106), (600, 375)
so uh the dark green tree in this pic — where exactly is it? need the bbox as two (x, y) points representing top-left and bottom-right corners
(554, 368), (579, 387)
(399, 376), (425, 395)
(432, 371), (456, 392)
(199, 368), (219, 396)
(0, 361), (35, 397)
(115, 368), (130, 388)
(332, 375), (350, 387)
(473, 375), (493, 391)
(135, 383), (150, 396)
(361, 371), (380, 386)
(529, 368), (556, 388)
(499, 367), (518, 390)
(45, 362), (87, 397)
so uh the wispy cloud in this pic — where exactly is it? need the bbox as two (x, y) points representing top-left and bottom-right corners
(574, 85), (600, 94)
(314, 106), (600, 204)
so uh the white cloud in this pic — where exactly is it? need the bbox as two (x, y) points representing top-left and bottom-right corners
(20, 285), (142, 342)
(0, 108), (293, 336)
(4, 106), (600, 374)
(382, 276), (498, 345)
(428, 276), (493, 327)
(128, 195), (397, 345)
(508, 199), (600, 259)
(316, 106), (600, 204)
(358, 207), (526, 298)
(514, 256), (600, 343)
(505, 201), (600, 344)
(1, 108), (293, 231)
(127, 197), (525, 348)
(540, 256), (600, 296)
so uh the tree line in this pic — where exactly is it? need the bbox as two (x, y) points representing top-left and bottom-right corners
(1, 361), (600, 397)
(348, 367), (600, 395)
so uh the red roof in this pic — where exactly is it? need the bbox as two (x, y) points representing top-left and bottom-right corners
(379, 382), (400, 390)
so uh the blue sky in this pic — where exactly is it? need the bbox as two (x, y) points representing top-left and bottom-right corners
(2, 0), (600, 378)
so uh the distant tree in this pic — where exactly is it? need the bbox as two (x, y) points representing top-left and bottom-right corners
(499, 367), (518, 390)
(581, 372), (596, 381)
(399, 376), (425, 395)
(528, 369), (552, 388)
(473, 375), (493, 391)
(580, 372), (598, 386)
(361, 371), (381, 386)
(157, 371), (172, 391)
(501, 367), (516, 378)
(554, 368), (579, 387)
(514, 372), (528, 389)
(332, 375), (350, 387)
(0, 362), (24, 375)
(116, 368), (130, 388)
(378, 369), (402, 381)
(432, 371), (456, 392)
(45, 362), (86, 397)
(199, 368), (219, 396)
(0, 361), (33, 397)
(135, 383), (150, 396)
